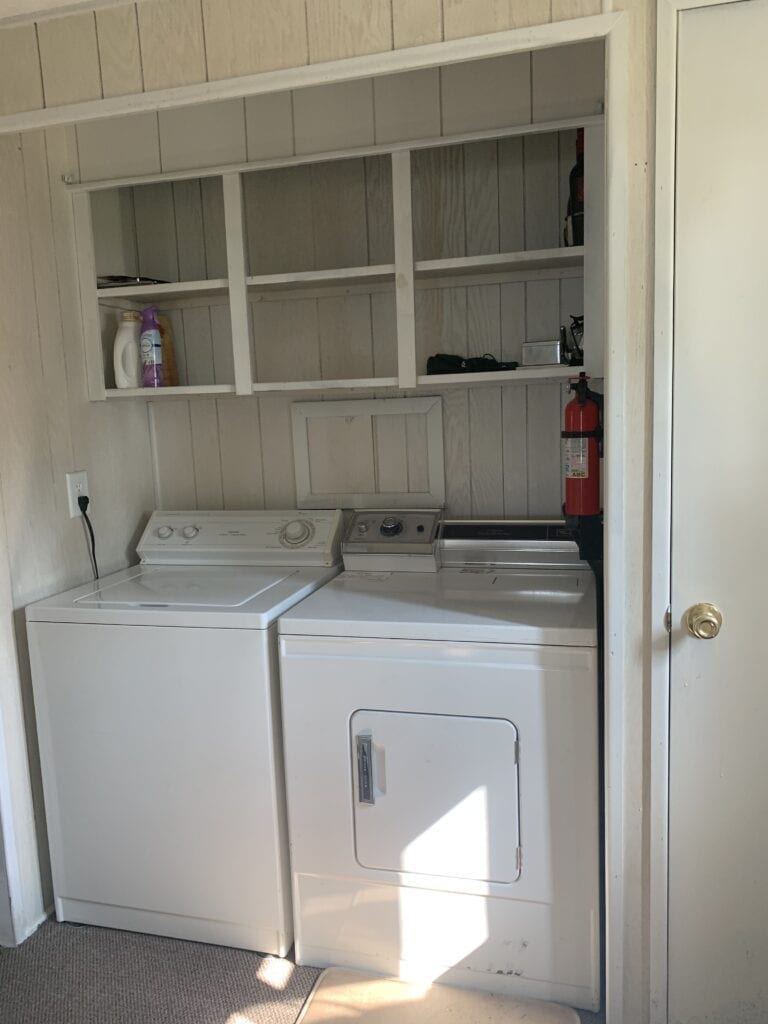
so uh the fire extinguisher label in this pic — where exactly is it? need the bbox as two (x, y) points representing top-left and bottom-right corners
(563, 437), (588, 478)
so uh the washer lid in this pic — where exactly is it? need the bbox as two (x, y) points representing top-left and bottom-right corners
(74, 567), (292, 609)
(27, 563), (340, 628)
(279, 566), (597, 647)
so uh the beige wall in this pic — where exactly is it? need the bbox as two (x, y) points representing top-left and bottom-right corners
(0, 126), (156, 940)
(0, 3), (656, 1022)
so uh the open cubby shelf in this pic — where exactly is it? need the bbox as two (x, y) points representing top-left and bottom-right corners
(76, 120), (603, 400)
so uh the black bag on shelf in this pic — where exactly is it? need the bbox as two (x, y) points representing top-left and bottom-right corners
(426, 352), (519, 375)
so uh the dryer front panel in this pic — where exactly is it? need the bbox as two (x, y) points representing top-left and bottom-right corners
(350, 710), (520, 883)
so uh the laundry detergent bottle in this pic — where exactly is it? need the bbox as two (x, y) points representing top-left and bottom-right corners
(113, 310), (141, 388)
(140, 306), (164, 388)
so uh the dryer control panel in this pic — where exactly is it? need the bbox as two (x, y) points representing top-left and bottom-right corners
(342, 510), (442, 572)
(137, 510), (343, 566)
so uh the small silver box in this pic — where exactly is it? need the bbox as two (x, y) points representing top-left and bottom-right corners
(521, 340), (563, 366)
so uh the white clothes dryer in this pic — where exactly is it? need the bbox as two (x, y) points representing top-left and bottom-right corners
(278, 515), (600, 1011)
(26, 509), (342, 956)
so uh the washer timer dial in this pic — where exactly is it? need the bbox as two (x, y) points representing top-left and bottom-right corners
(280, 519), (313, 547)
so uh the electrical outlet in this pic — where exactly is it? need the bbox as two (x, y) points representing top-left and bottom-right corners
(66, 471), (89, 519)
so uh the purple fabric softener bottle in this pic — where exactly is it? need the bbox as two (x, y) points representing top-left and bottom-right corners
(140, 306), (164, 388)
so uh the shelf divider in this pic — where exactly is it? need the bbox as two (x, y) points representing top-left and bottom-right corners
(74, 193), (106, 402)
(223, 172), (253, 397)
(391, 150), (417, 390)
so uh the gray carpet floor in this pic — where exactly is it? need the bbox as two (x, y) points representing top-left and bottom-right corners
(0, 920), (604, 1023)
(0, 921), (320, 1024)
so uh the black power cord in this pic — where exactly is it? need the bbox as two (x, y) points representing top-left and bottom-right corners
(77, 495), (99, 580)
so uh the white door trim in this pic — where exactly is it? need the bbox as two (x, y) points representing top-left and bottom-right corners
(0, 20), (635, 1022)
(651, 2), (748, 1021)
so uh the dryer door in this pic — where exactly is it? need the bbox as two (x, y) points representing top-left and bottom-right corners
(350, 710), (520, 884)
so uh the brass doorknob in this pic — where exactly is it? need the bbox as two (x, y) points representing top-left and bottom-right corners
(685, 603), (722, 639)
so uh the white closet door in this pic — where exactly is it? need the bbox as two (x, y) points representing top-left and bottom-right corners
(669, 2), (768, 1020)
(351, 710), (519, 883)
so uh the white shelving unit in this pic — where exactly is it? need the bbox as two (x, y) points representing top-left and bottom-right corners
(72, 116), (604, 401)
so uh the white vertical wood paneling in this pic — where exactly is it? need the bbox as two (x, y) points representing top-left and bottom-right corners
(552, 0), (601, 21)
(95, 5), (144, 98)
(440, 55), (531, 136)
(189, 399), (224, 507)
(371, 292), (398, 377)
(526, 382), (562, 515)
(412, 145), (465, 260)
(0, 25), (44, 115)
(502, 385), (528, 515)
(526, 279), (561, 341)
(137, 0), (207, 91)
(217, 397), (265, 508)
(181, 307), (215, 385)
(244, 165), (314, 274)
(202, 0), (308, 80)
(133, 182), (179, 281)
(159, 101), (247, 173)
(373, 70), (441, 144)
(441, 388), (471, 515)
(532, 40), (605, 122)
(443, 0), (551, 39)
(293, 80), (375, 155)
(37, 13), (102, 107)
(469, 385), (503, 515)
(245, 93), (295, 161)
(310, 159), (369, 268)
(500, 282), (525, 363)
(498, 137), (525, 251)
(392, 0), (443, 47)
(464, 140), (500, 256)
(374, 414), (409, 492)
(251, 298), (320, 382)
(150, 401), (196, 507)
(173, 180), (207, 279)
(524, 133), (560, 249)
(318, 295), (374, 380)
(258, 394), (297, 507)
(211, 303), (235, 384)
(77, 113), (161, 182)
(306, 0), (393, 63)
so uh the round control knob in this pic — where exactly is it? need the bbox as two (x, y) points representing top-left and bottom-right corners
(282, 519), (311, 545)
(181, 525), (199, 539)
(156, 525), (173, 539)
(380, 516), (404, 537)
(357, 523), (369, 534)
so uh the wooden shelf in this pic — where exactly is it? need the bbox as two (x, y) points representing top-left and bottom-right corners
(97, 279), (229, 301)
(246, 264), (395, 292)
(417, 366), (575, 387)
(105, 384), (236, 399)
(252, 377), (398, 393)
(415, 247), (583, 281)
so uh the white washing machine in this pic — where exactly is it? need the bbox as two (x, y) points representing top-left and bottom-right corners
(278, 513), (600, 1011)
(26, 509), (342, 956)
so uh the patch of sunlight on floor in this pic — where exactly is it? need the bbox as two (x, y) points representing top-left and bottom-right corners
(255, 956), (296, 990)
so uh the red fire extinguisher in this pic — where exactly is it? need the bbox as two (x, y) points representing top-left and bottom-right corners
(562, 372), (603, 517)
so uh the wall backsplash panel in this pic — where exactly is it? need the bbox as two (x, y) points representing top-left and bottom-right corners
(149, 382), (565, 517)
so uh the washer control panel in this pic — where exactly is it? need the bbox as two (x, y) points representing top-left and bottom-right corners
(138, 510), (343, 566)
(342, 510), (442, 572)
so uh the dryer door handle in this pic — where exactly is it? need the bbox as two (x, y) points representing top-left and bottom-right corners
(356, 734), (375, 804)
